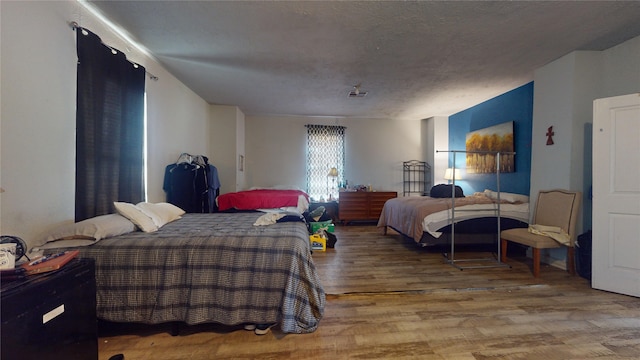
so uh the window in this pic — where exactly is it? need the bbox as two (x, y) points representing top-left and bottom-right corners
(306, 125), (345, 201)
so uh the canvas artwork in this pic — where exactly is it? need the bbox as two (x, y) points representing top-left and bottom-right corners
(465, 121), (515, 173)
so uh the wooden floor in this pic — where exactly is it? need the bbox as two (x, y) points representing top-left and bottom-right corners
(98, 224), (640, 359)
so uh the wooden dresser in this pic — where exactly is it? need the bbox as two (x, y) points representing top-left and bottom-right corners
(338, 191), (397, 224)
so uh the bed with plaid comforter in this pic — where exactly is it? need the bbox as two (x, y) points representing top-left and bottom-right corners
(44, 212), (325, 334)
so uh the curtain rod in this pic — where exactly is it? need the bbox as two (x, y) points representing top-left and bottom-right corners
(305, 124), (347, 128)
(69, 21), (158, 82)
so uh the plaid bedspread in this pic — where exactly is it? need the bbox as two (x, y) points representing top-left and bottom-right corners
(45, 212), (325, 334)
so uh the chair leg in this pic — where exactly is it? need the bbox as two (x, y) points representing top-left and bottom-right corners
(567, 247), (576, 275)
(532, 248), (541, 277)
(500, 238), (508, 263)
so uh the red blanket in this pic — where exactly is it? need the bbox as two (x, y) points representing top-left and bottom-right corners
(217, 189), (309, 211)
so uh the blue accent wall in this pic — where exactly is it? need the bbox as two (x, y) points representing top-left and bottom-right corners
(448, 82), (533, 196)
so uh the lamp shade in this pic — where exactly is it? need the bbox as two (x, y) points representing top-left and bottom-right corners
(444, 168), (462, 181)
(328, 167), (338, 177)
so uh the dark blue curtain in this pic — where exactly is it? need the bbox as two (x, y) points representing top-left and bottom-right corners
(75, 27), (146, 221)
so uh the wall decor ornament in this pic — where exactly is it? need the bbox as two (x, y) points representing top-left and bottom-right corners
(546, 126), (554, 145)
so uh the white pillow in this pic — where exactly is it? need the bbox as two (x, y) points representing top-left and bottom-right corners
(484, 189), (529, 204)
(36, 213), (136, 248)
(114, 202), (158, 232)
(136, 202), (185, 227)
(502, 192), (529, 204)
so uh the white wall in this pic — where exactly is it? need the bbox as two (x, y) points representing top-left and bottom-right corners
(602, 36), (640, 97)
(346, 118), (422, 193)
(210, 105), (245, 194)
(0, 1), (210, 249)
(531, 36), (640, 268)
(531, 52), (599, 268)
(244, 115), (309, 190)
(532, 36), (640, 214)
(571, 51), (603, 231)
(245, 116), (422, 197)
(531, 54), (578, 197)
(146, 75), (211, 203)
(423, 116), (449, 186)
(1, 1), (76, 241)
(531, 52), (601, 212)
(236, 108), (246, 191)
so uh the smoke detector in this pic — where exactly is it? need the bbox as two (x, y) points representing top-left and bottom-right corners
(348, 84), (367, 98)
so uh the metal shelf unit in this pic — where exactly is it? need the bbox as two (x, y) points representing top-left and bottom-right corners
(403, 160), (431, 196)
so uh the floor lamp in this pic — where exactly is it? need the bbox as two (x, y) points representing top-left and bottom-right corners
(327, 167), (338, 201)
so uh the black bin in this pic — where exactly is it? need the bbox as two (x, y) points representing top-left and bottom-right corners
(575, 230), (592, 281)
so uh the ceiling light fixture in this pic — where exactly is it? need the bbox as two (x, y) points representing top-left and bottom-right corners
(348, 84), (367, 98)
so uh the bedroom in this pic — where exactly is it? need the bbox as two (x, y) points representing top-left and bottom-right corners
(3, 0), (640, 275)
(3, 0), (640, 261)
(1, 1), (640, 358)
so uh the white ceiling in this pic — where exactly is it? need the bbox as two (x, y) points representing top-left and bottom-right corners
(86, 1), (640, 120)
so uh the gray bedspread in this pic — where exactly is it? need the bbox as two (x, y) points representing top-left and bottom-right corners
(44, 212), (325, 334)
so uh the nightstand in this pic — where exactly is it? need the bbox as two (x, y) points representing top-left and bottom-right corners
(309, 201), (339, 223)
(1, 258), (98, 360)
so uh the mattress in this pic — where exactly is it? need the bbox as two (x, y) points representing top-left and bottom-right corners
(378, 194), (530, 243)
(43, 212), (325, 334)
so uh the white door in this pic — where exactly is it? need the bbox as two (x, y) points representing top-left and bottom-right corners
(592, 93), (640, 297)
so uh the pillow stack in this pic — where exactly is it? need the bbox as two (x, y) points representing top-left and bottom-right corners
(114, 202), (185, 232)
(34, 202), (186, 252)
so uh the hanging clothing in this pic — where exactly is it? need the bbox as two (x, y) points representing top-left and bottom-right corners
(163, 154), (220, 213)
(205, 164), (221, 212)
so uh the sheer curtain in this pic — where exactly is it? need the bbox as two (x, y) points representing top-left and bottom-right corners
(75, 27), (146, 221)
(306, 125), (346, 200)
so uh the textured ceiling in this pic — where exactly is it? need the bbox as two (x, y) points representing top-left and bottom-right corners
(86, 1), (640, 120)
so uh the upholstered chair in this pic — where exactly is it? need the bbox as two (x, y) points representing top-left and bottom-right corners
(500, 189), (582, 277)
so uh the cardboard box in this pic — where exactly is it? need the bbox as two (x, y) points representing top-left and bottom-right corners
(309, 234), (326, 251)
(310, 221), (334, 233)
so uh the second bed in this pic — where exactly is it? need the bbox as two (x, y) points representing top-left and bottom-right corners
(377, 190), (530, 247)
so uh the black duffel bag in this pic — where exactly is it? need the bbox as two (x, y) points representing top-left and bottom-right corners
(430, 184), (464, 198)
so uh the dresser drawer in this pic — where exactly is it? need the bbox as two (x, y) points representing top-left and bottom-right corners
(338, 191), (397, 223)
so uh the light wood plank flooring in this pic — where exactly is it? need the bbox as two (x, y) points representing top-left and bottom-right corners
(98, 225), (640, 359)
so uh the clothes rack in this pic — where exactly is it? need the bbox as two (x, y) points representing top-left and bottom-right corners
(435, 150), (514, 270)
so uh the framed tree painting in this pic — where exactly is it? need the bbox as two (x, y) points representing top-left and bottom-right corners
(465, 121), (515, 173)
